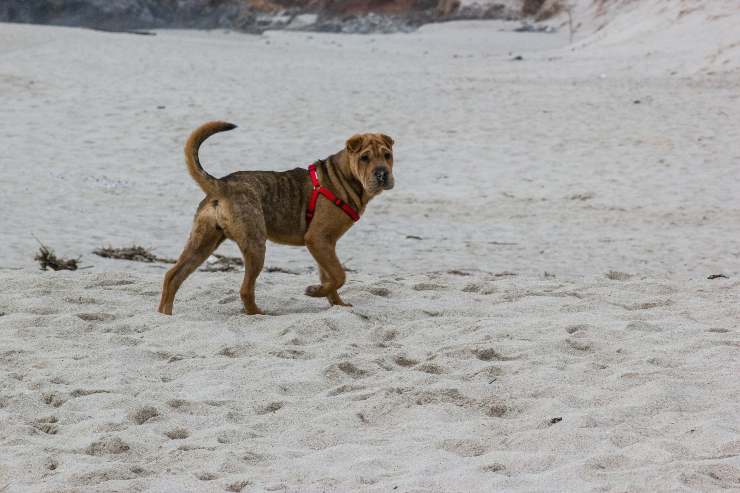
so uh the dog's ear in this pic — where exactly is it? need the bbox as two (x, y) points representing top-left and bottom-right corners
(346, 134), (364, 154)
(379, 134), (394, 148)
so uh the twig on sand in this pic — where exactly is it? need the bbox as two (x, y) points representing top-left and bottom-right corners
(707, 274), (729, 280)
(93, 245), (176, 264)
(265, 266), (301, 275)
(33, 236), (80, 271)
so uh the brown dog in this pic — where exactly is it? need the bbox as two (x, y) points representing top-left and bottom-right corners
(158, 121), (395, 315)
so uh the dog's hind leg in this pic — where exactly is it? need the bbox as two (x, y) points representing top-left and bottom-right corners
(158, 214), (224, 315)
(233, 231), (266, 315)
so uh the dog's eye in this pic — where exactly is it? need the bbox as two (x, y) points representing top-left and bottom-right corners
(360, 155), (370, 162)
(384, 152), (392, 160)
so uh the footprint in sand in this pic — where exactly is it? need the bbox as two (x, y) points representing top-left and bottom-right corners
(485, 401), (521, 418)
(371, 327), (398, 348)
(413, 388), (469, 407)
(226, 480), (252, 492)
(625, 321), (663, 332)
(217, 345), (252, 358)
(327, 384), (365, 396)
(416, 363), (445, 375)
(467, 365), (504, 382)
(474, 348), (515, 361)
(367, 286), (391, 297)
(393, 355), (419, 367)
(255, 401), (284, 415)
(462, 283), (497, 295)
(42, 392), (67, 408)
(71, 388), (110, 398)
(605, 271), (632, 281)
(76, 312), (116, 322)
(565, 324), (592, 334)
(585, 454), (629, 471)
(33, 416), (59, 435)
(64, 296), (99, 305)
(413, 282), (447, 291)
(619, 299), (673, 311)
(218, 295), (240, 305)
(564, 338), (593, 352)
(216, 429), (260, 444)
(164, 427), (190, 440)
(481, 463), (506, 473)
(438, 438), (488, 457)
(86, 279), (135, 288)
(45, 457), (59, 471)
(153, 350), (190, 363)
(647, 356), (679, 368)
(242, 451), (268, 465)
(325, 361), (370, 381)
(269, 349), (311, 360)
(166, 399), (214, 416)
(129, 406), (159, 425)
(28, 306), (59, 315)
(84, 436), (130, 455)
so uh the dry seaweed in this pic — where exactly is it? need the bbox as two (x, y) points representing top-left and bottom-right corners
(34, 241), (79, 271)
(200, 254), (243, 272)
(93, 245), (175, 264)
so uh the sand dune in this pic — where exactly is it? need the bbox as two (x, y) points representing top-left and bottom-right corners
(1, 6), (740, 492)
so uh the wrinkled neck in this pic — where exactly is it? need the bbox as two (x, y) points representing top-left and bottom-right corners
(324, 151), (369, 213)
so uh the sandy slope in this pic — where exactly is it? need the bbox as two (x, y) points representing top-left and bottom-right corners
(1, 8), (740, 493)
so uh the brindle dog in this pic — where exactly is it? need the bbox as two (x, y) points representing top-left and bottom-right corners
(158, 121), (395, 315)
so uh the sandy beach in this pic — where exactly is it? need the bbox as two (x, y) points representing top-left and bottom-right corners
(1, 1), (739, 491)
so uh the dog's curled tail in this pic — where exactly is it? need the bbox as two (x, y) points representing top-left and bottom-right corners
(185, 121), (237, 196)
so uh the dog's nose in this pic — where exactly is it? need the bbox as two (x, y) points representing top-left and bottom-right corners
(374, 167), (388, 183)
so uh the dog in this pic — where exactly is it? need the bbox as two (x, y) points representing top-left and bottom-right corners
(158, 121), (395, 315)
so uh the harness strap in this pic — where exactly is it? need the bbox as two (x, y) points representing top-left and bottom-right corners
(306, 163), (360, 225)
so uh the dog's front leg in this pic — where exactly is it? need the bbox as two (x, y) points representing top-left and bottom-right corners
(319, 266), (350, 306)
(304, 235), (351, 307)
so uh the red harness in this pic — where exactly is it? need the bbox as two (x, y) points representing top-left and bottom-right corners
(306, 163), (360, 225)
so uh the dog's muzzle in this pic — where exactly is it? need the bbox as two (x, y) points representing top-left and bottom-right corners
(374, 167), (393, 189)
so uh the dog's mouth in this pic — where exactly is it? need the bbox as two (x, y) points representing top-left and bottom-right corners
(365, 177), (394, 194)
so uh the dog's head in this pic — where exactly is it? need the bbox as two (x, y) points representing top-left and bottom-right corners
(345, 133), (395, 195)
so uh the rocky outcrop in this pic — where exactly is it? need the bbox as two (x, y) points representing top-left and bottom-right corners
(0, 0), (261, 32)
(0, 0), (529, 34)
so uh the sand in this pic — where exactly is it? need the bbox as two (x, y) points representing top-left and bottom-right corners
(1, 2), (740, 491)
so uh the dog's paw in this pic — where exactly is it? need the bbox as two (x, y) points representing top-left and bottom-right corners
(331, 300), (353, 307)
(244, 306), (265, 315)
(305, 285), (326, 297)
